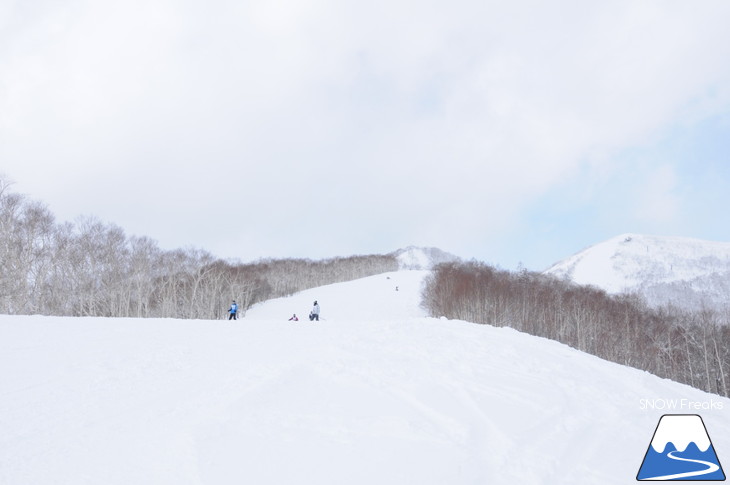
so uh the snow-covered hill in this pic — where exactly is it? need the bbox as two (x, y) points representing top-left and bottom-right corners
(544, 233), (730, 310)
(391, 246), (460, 270)
(1, 270), (728, 484)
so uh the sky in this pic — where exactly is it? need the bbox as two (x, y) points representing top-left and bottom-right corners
(2, 0), (730, 271)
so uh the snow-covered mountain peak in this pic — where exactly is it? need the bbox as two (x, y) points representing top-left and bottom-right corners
(392, 246), (460, 270)
(544, 234), (730, 304)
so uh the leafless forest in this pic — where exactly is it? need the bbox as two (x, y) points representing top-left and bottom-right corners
(0, 178), (397, 319)
(422, 261), (730, 397)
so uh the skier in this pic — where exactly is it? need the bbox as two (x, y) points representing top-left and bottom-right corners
(309, 301), (320, 321)
(228, 300), (238, 320)
(289, 314), (299, 321)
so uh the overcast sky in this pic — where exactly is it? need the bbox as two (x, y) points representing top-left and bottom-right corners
(2, 0), (730, 270)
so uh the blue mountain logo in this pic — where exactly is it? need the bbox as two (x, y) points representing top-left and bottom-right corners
(637, 414), (725, 481)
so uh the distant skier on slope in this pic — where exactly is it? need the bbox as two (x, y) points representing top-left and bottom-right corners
(309, 301), (320, 321)
(289, 314), (299, 321)
(228, 300), (238, 320)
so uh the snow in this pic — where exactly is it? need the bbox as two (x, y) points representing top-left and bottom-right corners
(1, 269), (729, 484)
(244, 271), (429, 321)
(545, 233), (730, 299)
(392, 246), (460, 270)
(396, 247), (433, 270)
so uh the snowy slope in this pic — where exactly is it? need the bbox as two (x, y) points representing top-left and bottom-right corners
(244, 270), (429, 320)
(1, 270), (729, 485)
(545, 233), (730, 309)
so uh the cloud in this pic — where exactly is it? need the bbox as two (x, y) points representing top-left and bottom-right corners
(635, 164), (680, 224)
(2, 0), (730, 264)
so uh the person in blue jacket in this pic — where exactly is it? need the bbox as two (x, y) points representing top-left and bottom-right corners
(228, 300), (238, 320)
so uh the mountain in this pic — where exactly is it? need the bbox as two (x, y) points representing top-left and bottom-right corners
(544, 233), (730, 311)
(2, 269), (729, 484)
(391, 246), (460, 270)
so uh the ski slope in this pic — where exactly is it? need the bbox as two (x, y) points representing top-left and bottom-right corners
(1, 270), (728, 484)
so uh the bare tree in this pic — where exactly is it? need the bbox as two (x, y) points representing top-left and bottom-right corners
(422, 261), (729, 397)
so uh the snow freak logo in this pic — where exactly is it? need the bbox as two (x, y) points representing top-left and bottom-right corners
(637, 414), (725, 481)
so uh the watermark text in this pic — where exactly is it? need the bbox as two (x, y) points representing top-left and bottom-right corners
(639, 398), (724, 411)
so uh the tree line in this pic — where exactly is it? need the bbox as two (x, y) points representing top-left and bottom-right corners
(0, 178), (397, 319)
(422, 261), (729, 397)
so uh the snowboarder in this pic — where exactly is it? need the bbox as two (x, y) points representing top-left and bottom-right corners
(309, 301), (320, 321)
(228, 300), (238, 320)
(289, 314), (299, 321)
